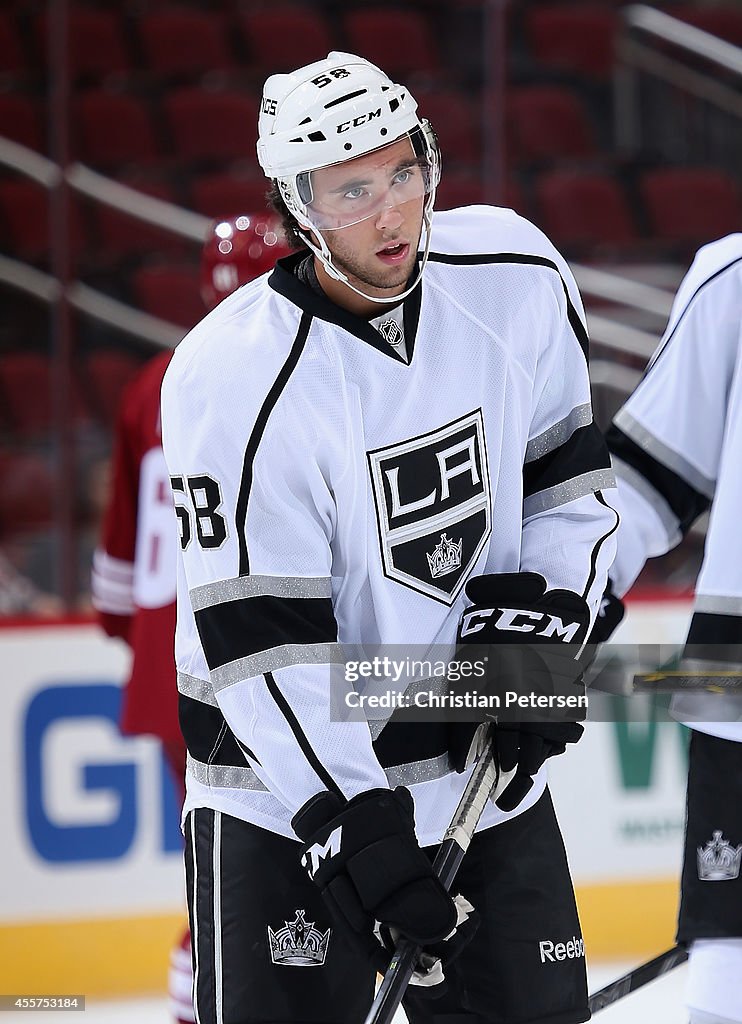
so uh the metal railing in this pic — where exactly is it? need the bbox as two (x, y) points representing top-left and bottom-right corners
(615, 5), (742, 170)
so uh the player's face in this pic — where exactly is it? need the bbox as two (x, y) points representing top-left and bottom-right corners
(308, 138), (427, 314)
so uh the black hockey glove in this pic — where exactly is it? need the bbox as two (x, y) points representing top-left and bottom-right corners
(587, 578), (625, 645)
(292, 786), (477, 991)
(449, 572), (589, 812)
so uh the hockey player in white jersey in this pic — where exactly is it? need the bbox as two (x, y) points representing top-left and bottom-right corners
(594, 233), (742, 1024)
(161, 52), (618, 1024)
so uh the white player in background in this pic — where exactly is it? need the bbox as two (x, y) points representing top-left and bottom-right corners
(594, 233), (742, 1024)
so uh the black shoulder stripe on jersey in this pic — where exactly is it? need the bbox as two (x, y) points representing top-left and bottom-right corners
(195, 594), (337, 672)
(269, 255), (419, 363)
(686, 612), (742, 649)
(236, 311), (313, 576)
(428, 251), (589, 361)
(642, 254), (742, 380)
(606, 424), (710, 534)
(523, 422), (611, 499)
(264, 671), (345, 800)
(179, 694), (260, 767)
(582, 490), (620, 601)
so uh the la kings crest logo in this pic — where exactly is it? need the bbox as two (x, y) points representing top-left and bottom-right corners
(367, 410), (492, 604)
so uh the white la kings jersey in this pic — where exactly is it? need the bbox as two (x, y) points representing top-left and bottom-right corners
(161, 205), (618, 842)
(607, 233), (742, 742)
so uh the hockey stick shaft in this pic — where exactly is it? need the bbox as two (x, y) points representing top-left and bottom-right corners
(588, 944), (688, 1013)
(364, 730), (504, 1024)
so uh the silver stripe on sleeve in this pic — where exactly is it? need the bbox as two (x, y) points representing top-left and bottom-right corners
(213, 811), (223, 1024)
(523, 468), (616, 519)
(190, 574), (332, 611)
(614, 409), (716, 499)
(612, 456), (682, 546)
(694, 594), (742, 617)
(524, 403), (593, 463)
(385, 752), (453, 788)
(178, 671), (217, 706)
(210, 642), (344, 691)
(186, 752), (452, 793)
(188, 753), (267, 791)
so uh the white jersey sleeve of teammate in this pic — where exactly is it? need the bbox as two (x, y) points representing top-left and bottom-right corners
(606, 233), (742, 737)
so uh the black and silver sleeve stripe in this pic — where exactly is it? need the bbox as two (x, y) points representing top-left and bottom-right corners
(523, 414), (615, 518)
(606, 418), (712, 537)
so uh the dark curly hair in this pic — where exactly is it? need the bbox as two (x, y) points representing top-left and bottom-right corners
(267, 181), (309, 251)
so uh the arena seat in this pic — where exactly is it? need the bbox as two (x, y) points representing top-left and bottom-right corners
(131, 264), (206, 330)
(524, 5), (619, 81)
(75, 90), (161, 169)
(0, 93), (43, 152)
(507, 85), (596, 164)
(342, 8), (443, 79)
(535, 169), (639, 251)
(639, 167), (742, 247)
(84, 350), (145, 428)
(189, 173), (271, 219)
(36, 9), (132, 82)
(239, 6), (335, 76)
(163, 88), (260, 164)
(415, 89), (482, 166)
(138, 9), (235, 80)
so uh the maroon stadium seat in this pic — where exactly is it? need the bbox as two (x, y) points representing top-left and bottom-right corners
(416, 90), (482, 167)
(525, 5), (619, 80)
(0, 93), (43, 151)
(189, 173), (271, 219)
(36, 10), (132, 82)
(0, 450), (55, 531)
(535, 170), (639, 250)
(84, 350), (145, 428)
(507, 85), (596, 164)
(0, 179), (86, 264)
(343, 8), (442, 79)
(639, 167), (742, 247)
(0, 353), (52, 439)
(163, 88), (260, 164)
(239, 6), (335, 76)
(0, 353), (89, 440)
(0, 13), (28, 79)
(131, 264), (206, 330)
(138, 9), (235, 79)
(75, 90), (161, 168)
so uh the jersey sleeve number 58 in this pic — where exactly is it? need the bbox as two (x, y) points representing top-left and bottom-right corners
(170, 474), (228, 550)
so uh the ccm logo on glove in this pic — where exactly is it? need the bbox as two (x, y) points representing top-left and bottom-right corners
(301, 826), (342, 878)
(460, 606), (583, 642)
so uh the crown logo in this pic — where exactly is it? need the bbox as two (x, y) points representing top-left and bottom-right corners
(267, 909), (331, 967)
(697, 831), (742, 881)
(378, 319), (404, 348)
(426, 533), (462, 579)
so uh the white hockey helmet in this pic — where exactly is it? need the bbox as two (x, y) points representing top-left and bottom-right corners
(256, 52), (440, 302)
(255, 52), (438, 229)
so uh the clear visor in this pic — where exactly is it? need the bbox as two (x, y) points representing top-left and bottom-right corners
(296, 135), (436, 231)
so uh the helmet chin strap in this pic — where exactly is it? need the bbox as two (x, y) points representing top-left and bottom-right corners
(296, 194), (436, 308)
